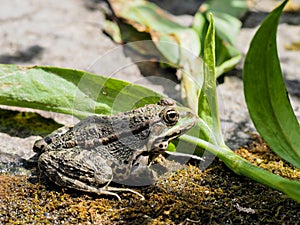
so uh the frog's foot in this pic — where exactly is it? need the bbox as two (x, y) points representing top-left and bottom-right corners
(105, 186), (145, 201)
(50, 169), (144, 201)
(95, 189), (123, 201)
(83, 185), (145, 201)
(82, 184), (145, 201)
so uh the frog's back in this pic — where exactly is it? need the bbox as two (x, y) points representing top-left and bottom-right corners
(71, 112), (157, 161)
(34, 102), (167, 161)
(73, 102), (164, 142)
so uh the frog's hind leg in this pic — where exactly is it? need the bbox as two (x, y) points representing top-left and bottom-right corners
(53, 172), (138, 201)
(50, 170), (145, 201)
(38, 148), (144, 201)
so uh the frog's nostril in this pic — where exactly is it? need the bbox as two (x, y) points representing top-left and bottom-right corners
(44, 136), (52, 144)
(158, 143), (168, 149)
(33, 144), (43, 152)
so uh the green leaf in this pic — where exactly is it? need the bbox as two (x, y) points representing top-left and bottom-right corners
(198, 14), (224, 145)
(243, 0), (300, 169)
(213, 11), (241, 45)
(201, 0), (248, 20)
(103, 20), (122, 44)
(192, 0), (244, 77)
(180, 14), (225, 146)
(107, 0), (200, 66)
(0, 64), (162, 119)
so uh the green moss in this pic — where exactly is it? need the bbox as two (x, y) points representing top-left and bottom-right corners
(235, 134), (300, 180)
(1, 136), (299, 224)
(0, 109), (62, 137)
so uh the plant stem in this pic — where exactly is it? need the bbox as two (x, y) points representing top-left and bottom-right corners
(180, 134), (300, 203)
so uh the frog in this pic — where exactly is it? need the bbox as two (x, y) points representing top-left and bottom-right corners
(33, 98), (197, 200)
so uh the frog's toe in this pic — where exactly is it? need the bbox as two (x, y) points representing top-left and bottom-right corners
(97, 189), (122, 201)
(105, 187), (145, 200)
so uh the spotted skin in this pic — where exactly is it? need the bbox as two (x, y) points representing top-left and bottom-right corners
(33, 98), (196, 200)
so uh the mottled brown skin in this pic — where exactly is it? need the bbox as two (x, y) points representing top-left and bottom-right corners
(33, 98), (196, 200)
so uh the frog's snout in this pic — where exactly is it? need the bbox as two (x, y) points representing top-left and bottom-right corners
(33, 139), (46, 153)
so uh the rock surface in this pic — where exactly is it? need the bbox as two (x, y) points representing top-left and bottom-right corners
(0, 1), (300, 224)
(0, 0), (299, 163)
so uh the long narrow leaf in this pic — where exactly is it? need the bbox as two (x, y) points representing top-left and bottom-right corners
(243, 0), (300, 169)
(199, 14), (224, 145)
(0, 64), (162, 119)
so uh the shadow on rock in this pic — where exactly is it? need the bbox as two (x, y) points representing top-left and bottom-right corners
(0, 45), (44, 64)
(0, 109), (62, 138)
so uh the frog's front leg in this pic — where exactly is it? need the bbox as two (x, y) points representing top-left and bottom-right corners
(116, 155), (158, 186)
(38, 147), (144, 201)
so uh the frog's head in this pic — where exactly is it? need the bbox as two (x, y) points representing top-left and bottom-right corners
(146, 98), (197, 155)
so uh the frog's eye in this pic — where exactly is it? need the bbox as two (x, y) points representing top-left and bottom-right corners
(163, 108), (179, 125)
